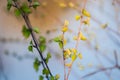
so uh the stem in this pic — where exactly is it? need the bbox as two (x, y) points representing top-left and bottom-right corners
(62, 32), (67, 80)
(12, 1), (53, 79)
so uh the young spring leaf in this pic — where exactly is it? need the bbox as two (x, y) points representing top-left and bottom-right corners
(39, 36), (46, 44)
(28, 45), (33, 52)
(14, 9), (21, 17)
(39, 75), (44, 80)
(7, 0), (12, 11)
(21, 3), (31, 14)
(33, 1), (40, 9)
(33, 27), (39, 33)
(58, 41), (63, 49)
(33, 58), (40, 72)
(42, 68), (49, 76)
(22, 25), (31, 39)
(46, 52), (51, 63)
(39, 44), (46, 52)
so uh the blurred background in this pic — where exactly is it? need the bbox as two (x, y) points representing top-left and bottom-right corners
(0, 0), (120, 80)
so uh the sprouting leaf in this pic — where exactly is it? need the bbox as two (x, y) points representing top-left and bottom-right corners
(82, 9), (91, 17)
(39, 44), (46, 52)
(46, 52), (51, 63)
(55, 74), (60, 80)
(39, 36), (46, 44)
(7, 0), (12, 11)
(33, 58), (40, 72)
(59, 2), (67, 8)
(28, 40), (33, 52)
(59, 41), (63, 49)
(50, 76), (55, 80)
(75, 15), (81, 21)
(39, 75), (44, 80)
(22, 25), (31, 39)
(21, 3), (31, 14)
(33, 27), (39, 33)
(33, 1), (40, 9)
(42, 68), (49, 76)
(14, 9), (21, 17)
(53, 37), (61, 42)
(28, 45), (33, 52)
(78, 53), (82, 59)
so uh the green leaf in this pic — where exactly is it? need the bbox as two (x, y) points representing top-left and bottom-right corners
(22, 25), (31, 39)
(39, 75), (44, 80)
(39, 44), (46, 52)
(42, 68), (49, 76)
(28, 46), (33, 52)
(33, 1), (40, 9)
(21, 3), (31, 14)
(14, 9), (21, 16)
(7, 0), (12, 11)
(46, 52), (51, 63)
(33, 27), (39, 33)
(39, 36), (46, 44)
(53, 37), (61, 42)
(50, 76), (55, 80)
(58, 41), (63, 49)
(33, 58), (40, 72)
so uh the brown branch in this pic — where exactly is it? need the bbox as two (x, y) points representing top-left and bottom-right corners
(81, 66), (116, 79)
(12, 0), (53, 79)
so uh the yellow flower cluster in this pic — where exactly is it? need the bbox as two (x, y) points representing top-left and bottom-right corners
(62, 20), (69, 32)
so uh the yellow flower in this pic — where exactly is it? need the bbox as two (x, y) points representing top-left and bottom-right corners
(75, 15), (81, 21)
(68, 2), (75, 8)
(83, 18), (90, 25)
(62, 26), (68, 32)
(82, 9), (91, 17)
(63, 39), (67, 46)
(79, 32), (87, 41)
(78, 53), (82, 59)
(71, 48), (77, 54)
(65, 49), (71, 55)
(59, 2), (67, 8)
(62, 20), (69, 32)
